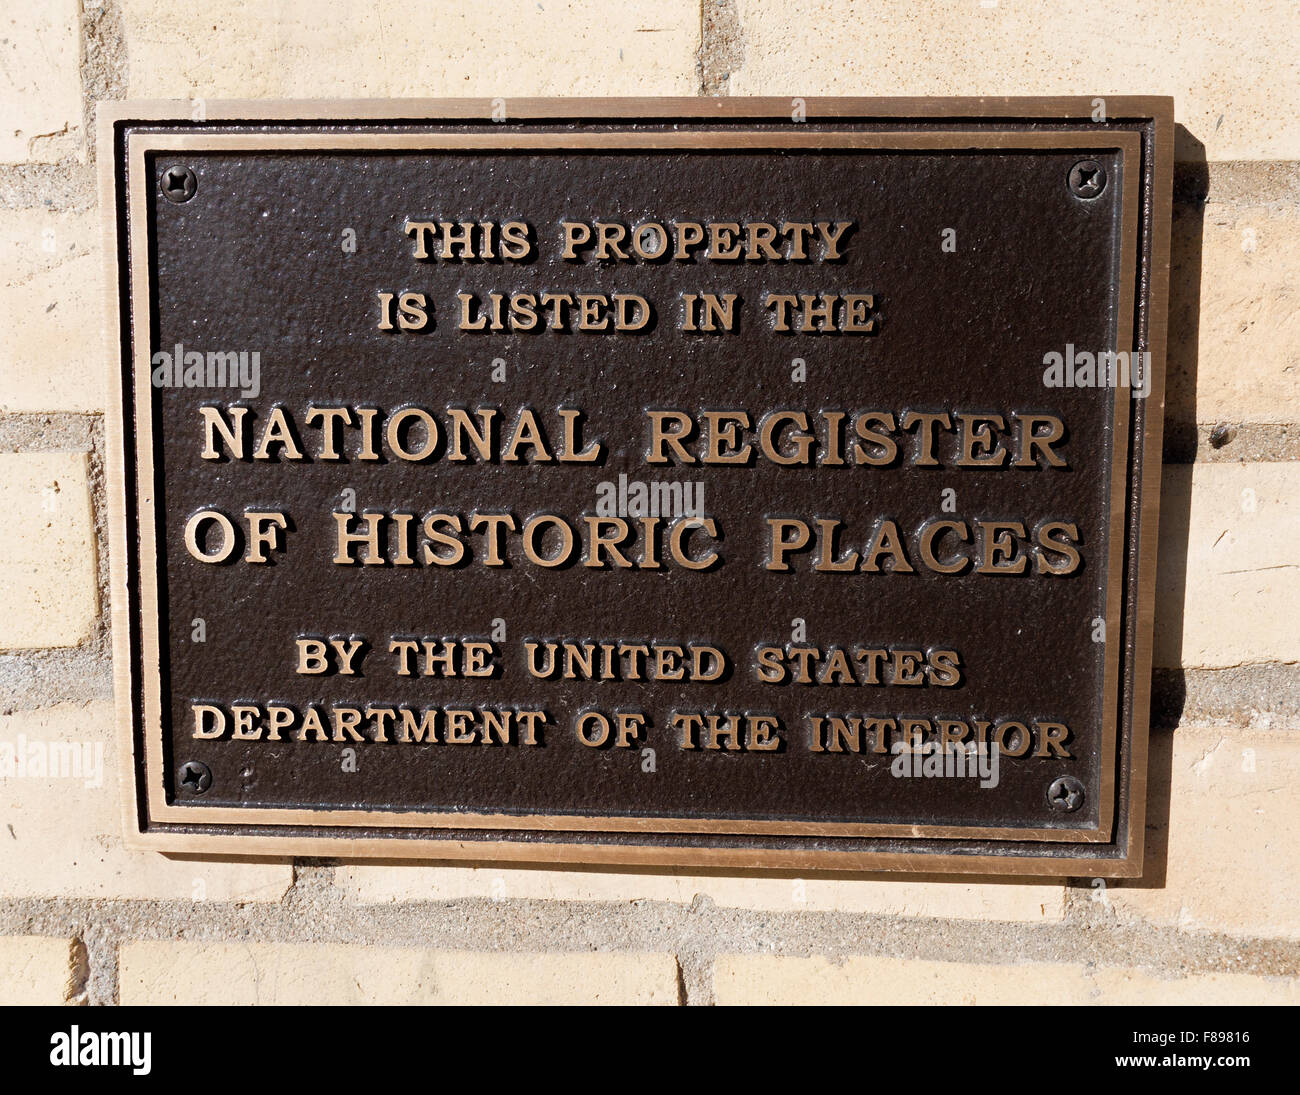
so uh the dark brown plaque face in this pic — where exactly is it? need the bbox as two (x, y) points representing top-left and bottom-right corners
(102, 98), (1172, 874)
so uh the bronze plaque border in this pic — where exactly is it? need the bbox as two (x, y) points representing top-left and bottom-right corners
(100, 97), (1172, 876)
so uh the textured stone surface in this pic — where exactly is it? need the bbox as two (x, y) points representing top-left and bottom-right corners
(337, 865), (1065, 921)
(0, 212), (107, 413)
(1167, 204), (1300, 431)
(1111, 726), (1300, 940)
(1155, 463), (1300, 669)
(121, 0), (699, 99)
(0, 936), (80, 1004)
(120, 942), (681, 1004)
(0, 3), (83, 163)
(0, 452), (98, 649)
(726, 0), (1300, 161)
(0, 702), (293, 902)
(714, 954), (1300, 1005)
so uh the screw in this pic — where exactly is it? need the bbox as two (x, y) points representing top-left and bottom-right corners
(1209, 423), (1237, 449)
(1047, 775), (1085, 812)
(160, 165), (197, 203)
(178, 760), (212, 794)
(1068, 160), (1107, 199)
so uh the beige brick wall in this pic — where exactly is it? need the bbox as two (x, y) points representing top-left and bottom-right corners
(0, 702), (292, 902)
(725, 0), (1300, 160)
(0, 2), (83, 163)
(120, 0), (701, 99)
(0, 936), (85, 1005)
(0, 212), (107, 413)
(713, 955), (1300, 1006)
(1168, 202), (1300, 427)
(0, 451), (99, 649)
(1156, 463), (1300, 668)
(0, 1), (1296, 1006)
(1110, 726), (1300, 939)
(119, 942), (680, 1005)
(336, 864), (1067, 922)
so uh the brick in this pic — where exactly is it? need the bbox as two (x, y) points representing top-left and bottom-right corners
(1086, 967), (1300, 1006)
(727, 0), (1299, 161)
(1154, 463), (1300, 669)
(119, 942), (680, 1005)
(337, 865), (1065, 922)
(0, 211), (108, 414)
(0, 452), (98, 650)
(1110, 726), (1300, 939)
(0, 2), (82, 163)
(0, 702), (292, 901)
(1168, 204), (1300, 430)
(121, 0), (698, 99)
(713, 955), (1300, 1005)
(0, 936), (81, 1005)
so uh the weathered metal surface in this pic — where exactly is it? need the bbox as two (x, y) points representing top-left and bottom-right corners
(103, 98), (1173, 874)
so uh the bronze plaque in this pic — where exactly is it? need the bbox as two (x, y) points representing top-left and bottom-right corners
(102, 98), (1172, 874)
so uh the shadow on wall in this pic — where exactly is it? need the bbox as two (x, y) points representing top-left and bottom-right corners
(1134, 125), (1208, 891)
(1151, 126), (1208, 727)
